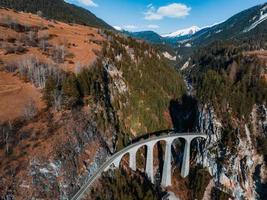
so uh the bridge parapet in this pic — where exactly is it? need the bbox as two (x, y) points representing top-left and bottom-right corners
(105, 133), (206, 186)
(71, 132), (207, 200)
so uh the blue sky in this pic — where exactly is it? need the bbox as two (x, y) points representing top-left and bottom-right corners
(65, 0), (267, 34)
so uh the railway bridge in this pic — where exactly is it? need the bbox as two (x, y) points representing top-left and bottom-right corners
(71, 132), (207, 200)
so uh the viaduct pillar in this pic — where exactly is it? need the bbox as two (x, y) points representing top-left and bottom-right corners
(181, 138), (192, 178)
(161, 139), (174, 187)
(145, 142), (156, 183)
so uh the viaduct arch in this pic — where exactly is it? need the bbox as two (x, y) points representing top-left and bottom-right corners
(71, 132), (206, 200)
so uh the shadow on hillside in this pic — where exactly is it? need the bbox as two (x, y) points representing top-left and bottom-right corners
(130, 129), (174, 144)
(169, 95), (199, 132)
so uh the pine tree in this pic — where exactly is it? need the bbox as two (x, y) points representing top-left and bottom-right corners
(43, 76), (57, 107)
(62, 74), (81, 108)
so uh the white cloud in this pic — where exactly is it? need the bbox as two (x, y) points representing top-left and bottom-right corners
(147, 24), (159, 29)
(79, 0), (98, 7)
(124, 25), (138, 30)
(144, 3), (191, 20)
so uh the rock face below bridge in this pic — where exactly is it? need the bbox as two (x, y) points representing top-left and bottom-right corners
(196, 105), (267, 200)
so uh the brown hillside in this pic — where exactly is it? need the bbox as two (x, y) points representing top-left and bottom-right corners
(244, 50), (267, 82)
(0, 8), (109, 199)
(0, 8), (105, 73)
(0, 71), (44, 122)
(0, 8), (106, 122)
(245, 50), (267, 64)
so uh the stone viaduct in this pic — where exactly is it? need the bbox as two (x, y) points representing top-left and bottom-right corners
(71, 132), (206, 200)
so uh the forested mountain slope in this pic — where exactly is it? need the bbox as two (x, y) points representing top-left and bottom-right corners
(0, 8), (185, 199)
(179, 3), (267, 49)
(0, 0), (113, 29)
(0, 2), (267, 200)
(178, 16), (267, 200)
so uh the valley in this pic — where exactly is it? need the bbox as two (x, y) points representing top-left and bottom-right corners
(0, 1), (266, 200)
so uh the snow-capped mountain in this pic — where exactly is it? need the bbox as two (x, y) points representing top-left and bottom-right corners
(113, 26), (123, 31)
(161, 26), (200, 38)
(178, 3), (267, 47)
(120, 3), (267, 50)
(244, 4), (267, 32)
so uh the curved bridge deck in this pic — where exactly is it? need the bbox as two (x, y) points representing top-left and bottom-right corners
(71, 132), (206, 200)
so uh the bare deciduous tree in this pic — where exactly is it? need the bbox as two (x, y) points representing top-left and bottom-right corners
(0, 121), (13, 155)
(4, 60), (18, 72)
(37, 10), (43, 17)
(38, 39), (49, 52)
(27, 31), (37, 46)
(11, 55), (66, 88)
(23, 98), (37, 121)
(1, 15), (18, 29)
(52, 44), (67, 63)
(38, 30), (50, 52)
(74, 62), (82, 74)
(52, 89), (63, 111)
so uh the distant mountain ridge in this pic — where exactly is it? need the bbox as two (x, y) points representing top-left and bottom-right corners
(124, 3), (267, 51)
(125, 30), (165, 44)
(0, 0), (113, 29)
(161, 26), (200, 38)
(124, 30), (189, 46)
(124, 26), (201, 45)
(184, 3), (267, 47)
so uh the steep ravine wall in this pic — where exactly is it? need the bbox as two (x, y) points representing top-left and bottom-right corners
(196, 104), (267, 200)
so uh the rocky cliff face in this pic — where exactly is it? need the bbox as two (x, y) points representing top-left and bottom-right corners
(0, 110), (112, 200)
(196, 104), (267, 200)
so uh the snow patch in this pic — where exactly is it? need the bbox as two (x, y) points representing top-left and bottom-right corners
(195, 105), (265, 199)
(215, 29), (222, 34)
(180, 58), (191, 70)
(113, 26), (123, 31)
(244, 9), (267, 32)
(261, 4), (267, 12)
(184, 43), (192, 47)
(162, 51), (176, 61)
(39, 168), (50, 174)
(115, 53), (122, 62)
(162, 26), (200, 38)
(163, 192), (180, 200)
